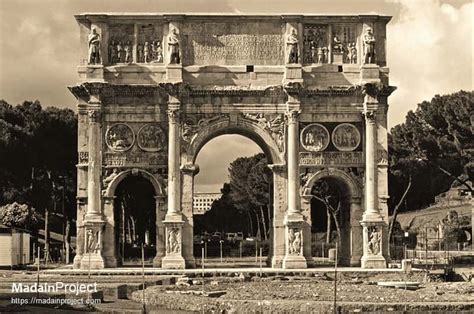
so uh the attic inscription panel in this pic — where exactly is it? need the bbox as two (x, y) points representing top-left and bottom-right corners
(182, 22), (284, 66)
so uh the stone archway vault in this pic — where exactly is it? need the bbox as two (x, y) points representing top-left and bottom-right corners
(300, 168), (364, 266)
(177, 116), (287, 267)
(101, 168), (166, 267)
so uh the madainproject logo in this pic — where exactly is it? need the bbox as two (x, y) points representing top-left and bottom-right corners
(12, 282), (98, 295)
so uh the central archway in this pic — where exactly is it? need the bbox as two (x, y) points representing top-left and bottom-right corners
(179, 116), (287, 267)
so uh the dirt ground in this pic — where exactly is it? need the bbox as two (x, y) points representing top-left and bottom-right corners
(133, 273), (474, 313)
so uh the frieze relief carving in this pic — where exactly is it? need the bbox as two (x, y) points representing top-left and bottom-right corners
(167, 228), (181, 254)
(303, 25), (329, 64)
(331, 123), (361, 152)
(242, 113), (285, 152)
(102, 168), (119, 195)
(137, 124), (166, 152)
(105, 123), (135, 152)
(300, 124), (330, 152)
(104, 151), (167, 167)
(367, 226), (382, 255)
(300, 151), (364, 166)
(288, 228), (302, 255)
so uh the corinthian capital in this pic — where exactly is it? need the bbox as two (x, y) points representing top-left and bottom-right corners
(87, 109), (101, 122)
(285, 110), (300, 124)
(167, 109), (181, 123)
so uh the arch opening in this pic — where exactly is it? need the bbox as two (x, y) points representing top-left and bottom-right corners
(309, 175), (353, 266)
(191, 133), (275, 265)
(113, 175), (157, 263)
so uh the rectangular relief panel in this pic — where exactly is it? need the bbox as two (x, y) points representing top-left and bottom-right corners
(137, 24), (164, 64)
(181, 22), (284, 66)
(108, 24), (135, 64)
(332, 24), (358, 64)
(303, 24), (329, 64)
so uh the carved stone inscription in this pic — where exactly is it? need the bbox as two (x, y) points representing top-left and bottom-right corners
(300, 151), (364, 166)
(182, 23), (284, 65)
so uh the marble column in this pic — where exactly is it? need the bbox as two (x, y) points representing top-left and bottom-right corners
(360, 96), (387, 268)
(162, 100), (185, 269)
(153, 195), (166, 267)
(180, 163), (199, 268)
(282, 108), (307, 269)
(81, 101), (105, 269)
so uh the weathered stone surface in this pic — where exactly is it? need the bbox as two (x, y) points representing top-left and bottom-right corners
(70, 13), (396, 270)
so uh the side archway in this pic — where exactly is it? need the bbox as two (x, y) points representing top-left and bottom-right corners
(300, 168), (363, 266)
(102, 168), (165, 267)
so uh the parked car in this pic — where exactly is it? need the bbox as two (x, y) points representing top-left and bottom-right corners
(226, 233), (237, 242)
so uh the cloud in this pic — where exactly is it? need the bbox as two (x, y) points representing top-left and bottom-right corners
(387, 0), (473, 128)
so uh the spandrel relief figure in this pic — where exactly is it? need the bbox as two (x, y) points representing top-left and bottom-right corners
(363, 27), (376, 64)
(88, 28), (101, 64)
(286, 28), (299, 64)
(168, 28), (180, 64)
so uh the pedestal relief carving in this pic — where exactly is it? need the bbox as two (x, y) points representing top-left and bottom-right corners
(166, 227), (181, 254)
(300, 124), (330, 152)
(303, 25), (328, 64)
(105, 123), (135, 152)
(288, 228), (302, 255)
(85, 227), (101, 254)
(137, 124), (166, 152)
(367, 226), (382, 255)
(332, 123), (361, 152)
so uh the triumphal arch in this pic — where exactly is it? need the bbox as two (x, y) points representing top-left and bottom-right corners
(69, 13), (396, 269)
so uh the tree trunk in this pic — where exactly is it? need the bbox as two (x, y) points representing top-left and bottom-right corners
(266, 204), (272, 239)
(388, 175), (412, 255)
(251, 209), (261, 239)
(44, 207), (49, 264)
(326, 208), (332, 243)
(246, 211), (254, 237)
(65, 219), (70, 264)
(260, 205), (268, 240)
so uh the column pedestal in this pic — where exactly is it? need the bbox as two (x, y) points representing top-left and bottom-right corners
(282, 217), (307, 269)
(166, 64), (182, 82)
(360, 221), (386, 269)
(161, 220), (185, 269)
(80, 221), (106, 269)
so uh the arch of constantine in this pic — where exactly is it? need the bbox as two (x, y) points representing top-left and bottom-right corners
(69, 13), (396, 269)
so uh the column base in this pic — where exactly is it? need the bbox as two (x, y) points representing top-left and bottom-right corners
(271, 255), (284, 268)
(103, 255), (119, 268)
(153, 254), (163, 268)
(185, 257), (196, 268)
(80, 254), (105, 270)
(162, 255), (185, 269)
(361, 254), (386, 269)
(283, 254), (307, 269)
(73, 255), (83, 269)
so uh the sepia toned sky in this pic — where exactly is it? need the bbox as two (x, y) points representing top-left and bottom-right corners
(1, 0), (472, 192)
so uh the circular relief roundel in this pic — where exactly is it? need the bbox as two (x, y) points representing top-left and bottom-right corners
(300, 124), (330, 152)
(105, 123), (135, 152)
(137, 124), (166, 152)
(331, 123), (361, 152)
